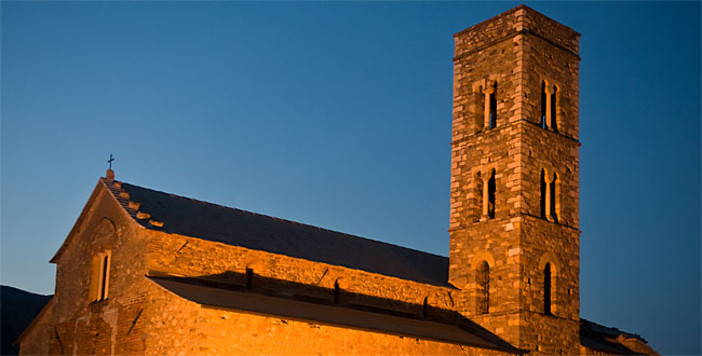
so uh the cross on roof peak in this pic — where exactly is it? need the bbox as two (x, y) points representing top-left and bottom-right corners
(106, 154), (115, 182)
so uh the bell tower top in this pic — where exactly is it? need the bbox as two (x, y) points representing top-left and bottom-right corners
(452, 5), (581, 142)
(454, 5), (580, 58)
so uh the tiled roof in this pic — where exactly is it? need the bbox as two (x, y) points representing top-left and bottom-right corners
(105, 179), (451, 287)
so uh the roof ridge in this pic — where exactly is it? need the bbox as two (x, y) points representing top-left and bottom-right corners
(112, 179), (448, 260)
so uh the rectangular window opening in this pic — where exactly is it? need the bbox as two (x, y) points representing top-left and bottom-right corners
(489, 93), (497, 129)
(95, 251), (111, 302)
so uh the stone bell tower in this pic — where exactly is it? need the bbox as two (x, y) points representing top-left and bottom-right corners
(448, 6), (581, 354)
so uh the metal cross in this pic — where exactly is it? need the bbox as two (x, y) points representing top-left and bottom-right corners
(107, 154), (115, 170)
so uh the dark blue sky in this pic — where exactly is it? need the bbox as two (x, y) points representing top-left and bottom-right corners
(1, 2), (699, 354)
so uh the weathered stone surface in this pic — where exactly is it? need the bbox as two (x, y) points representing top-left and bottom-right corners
(449, 5), (582, 355)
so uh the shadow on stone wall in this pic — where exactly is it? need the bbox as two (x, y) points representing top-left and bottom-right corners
(148, 271), (519, 352)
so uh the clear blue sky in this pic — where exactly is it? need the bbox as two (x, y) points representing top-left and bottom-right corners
(1, 2), (699, 354)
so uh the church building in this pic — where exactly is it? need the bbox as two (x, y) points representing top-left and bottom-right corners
(18, 6), (658, 355)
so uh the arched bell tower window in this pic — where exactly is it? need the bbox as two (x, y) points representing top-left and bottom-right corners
(544, 262), (554, 316)
(476, 261), (490, 314)
(487, 169), (496, 219)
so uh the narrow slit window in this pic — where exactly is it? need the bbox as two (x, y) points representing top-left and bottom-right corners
(94, 251), (111, 302)
(100, 255), (109, 300)
(245, 268), (254, 290)
(550, 86), (558, 132)
(489, 83), (497, 129)
(487, 170), (496, 219)
(475, 171), (483, 221)
(423, 297), (429, 319)
(477, 261), (490, 314)
(544, 263), (553, 316)
(476, 87), (485, 133)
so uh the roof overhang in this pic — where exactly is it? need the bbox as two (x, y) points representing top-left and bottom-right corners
(148, 276), (524, 354)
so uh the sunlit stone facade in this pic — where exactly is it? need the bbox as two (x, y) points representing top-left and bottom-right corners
(18, 6), (658, 356)
(448, 5), (582, 354)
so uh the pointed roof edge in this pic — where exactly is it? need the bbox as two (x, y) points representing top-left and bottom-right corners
(50, 176), (451, 287)
(49, 178), (140, 263)
(453, 4), (581, 38)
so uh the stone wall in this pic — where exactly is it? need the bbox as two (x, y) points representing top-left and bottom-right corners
(20, 180), (518, 355)
(448, 5), (581, 355)
(147, 232), (458, 319)
(17, 5), (637, 356)
(21, 182), (152, 355)
(519, 216), (580, 321)
(518, 124), (580, 228)
(143, 285), (511, 356)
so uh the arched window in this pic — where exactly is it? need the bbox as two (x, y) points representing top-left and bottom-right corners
(540, 81), (547, 128)
(540, 169), (547, 219)
(477, 261), (490, 314)
(544, 263), (553, 316)
(550, 173), (558, 222)
(487, 169), (496, 219)
(423, 297), (429, 319)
